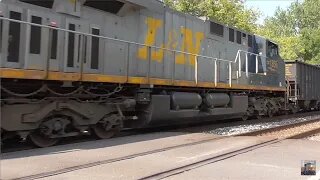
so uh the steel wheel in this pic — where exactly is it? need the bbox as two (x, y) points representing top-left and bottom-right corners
(284, 110), (290, 115)
(241, 114), (249, 121)
(92, 124), (119, 139)
(267, 109), (274, 118)
(92, 115), (122, 139)
(28, 130), (59, 148)
(290, 105), (298, 114)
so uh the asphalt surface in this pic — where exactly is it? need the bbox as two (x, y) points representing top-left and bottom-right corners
(2, 132), (319, 180)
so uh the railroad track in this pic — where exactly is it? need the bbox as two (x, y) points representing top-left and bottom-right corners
(7, 135), (228, 180)
(240, 117), (320, 139)
(139, 118), (320, 180)
(139, 138), (280, 180)
(5, 116), (320, 180)
(2, 111), (320, 153)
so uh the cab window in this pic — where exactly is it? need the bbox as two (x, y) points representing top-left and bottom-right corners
(267, 41), (279, 58)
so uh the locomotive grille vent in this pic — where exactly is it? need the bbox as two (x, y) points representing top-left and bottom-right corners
(84, 0), (125, 14)
(19, 0), (54, 9)
(210, 22), (224, 37)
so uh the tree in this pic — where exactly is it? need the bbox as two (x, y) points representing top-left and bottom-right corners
(164, 0), (320, 64)
(258, 0), (320, 64)
(164, 0), (260, 33)
(299, 0), (320, 64)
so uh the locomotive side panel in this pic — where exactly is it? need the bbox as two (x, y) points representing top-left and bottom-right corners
(0, 0), (286, 91)
(0, 3), (5, 67)
(0, 0), (292, 147)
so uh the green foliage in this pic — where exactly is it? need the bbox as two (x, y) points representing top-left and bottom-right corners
(164, 0), (260, 32)
(164, 0), (320, 64)
(258, 0), (320, 64)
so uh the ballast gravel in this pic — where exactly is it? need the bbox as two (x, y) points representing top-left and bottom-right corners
(256, 121), (320, 139)
(205, 115), (320, 136)
(306, 133), (320, 141)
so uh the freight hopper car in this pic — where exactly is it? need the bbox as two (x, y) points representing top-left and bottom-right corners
(286, 61), (320, 112)
(0, 0), (287, 147)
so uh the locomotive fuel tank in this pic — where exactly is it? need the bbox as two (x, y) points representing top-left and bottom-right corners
(171, 92), (202, 110)
(204, 93), (230, 108)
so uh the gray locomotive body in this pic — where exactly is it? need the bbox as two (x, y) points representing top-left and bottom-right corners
(0, 0), (288, 147)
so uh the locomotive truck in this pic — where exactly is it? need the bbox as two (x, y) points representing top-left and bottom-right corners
(0, 0), (316, 147)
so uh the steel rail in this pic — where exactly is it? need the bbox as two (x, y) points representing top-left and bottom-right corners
(9, 136), (229, 180)
(139, 138), (280, 180)
(289, 127), (320, 139)
(139, 119), (320, 180)
(239, 118), (320, 137)
(3, 114), (320, 180)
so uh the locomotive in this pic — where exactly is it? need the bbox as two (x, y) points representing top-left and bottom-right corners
(0, 0), (314, 147)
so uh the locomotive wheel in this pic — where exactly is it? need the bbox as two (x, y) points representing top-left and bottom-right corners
(289, 104), (298, 114)
(92, 114), (122, 139)
(28, 130), (59, 148)
(284, 110), (290, 115)
(267, 109), (274, 118)
(256, 115), (262, 120)
(242, 106), (254, 121)
(241, 114), (249, 121)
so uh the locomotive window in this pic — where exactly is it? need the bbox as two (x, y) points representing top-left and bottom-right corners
(210, 22), (224, 37)
(248, 35), (253, 48)
(242, 33), (247, 38)
(50, 29), (58, 59)
(30, 16), (42, 54)
(19, 0), (54, 9)
(84, 0), (125, 14)
(67, 24), (75, 67)
(267, 41), (279, 57)
(229, 28), (234, 42)
(91, 28), (100, 70)
(236, 31), (241, 44)
(8, 11), (21, 63)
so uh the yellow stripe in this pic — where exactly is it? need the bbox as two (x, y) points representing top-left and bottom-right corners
(128, 77), (148, 84)
(48, 72), (81, 81)
(0, 68), (286, 92)
(197, 82), (215, 88)
(216, 83), (232, 89)
(83, 74), (127, 83)
(173, 80), (196, 87)
(150, 78), (172, 85)
(0, 68), (46, 79)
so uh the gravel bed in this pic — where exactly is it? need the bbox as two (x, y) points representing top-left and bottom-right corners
(306, 134), (320, 141)
(203, 115), (320, 136)
(256, 121), (320, 139)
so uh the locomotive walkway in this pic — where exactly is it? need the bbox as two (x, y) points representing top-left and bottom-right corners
(1, 130), (320, 180)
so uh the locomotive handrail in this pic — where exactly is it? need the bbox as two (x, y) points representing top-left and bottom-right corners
(234, 50), (268, 77)
(0, 17), (233, 63)
(0, 16), (264, 87)
(237, 50), (268, 59)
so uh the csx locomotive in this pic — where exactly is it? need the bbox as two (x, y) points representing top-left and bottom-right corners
(0, 0), (307, 147)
